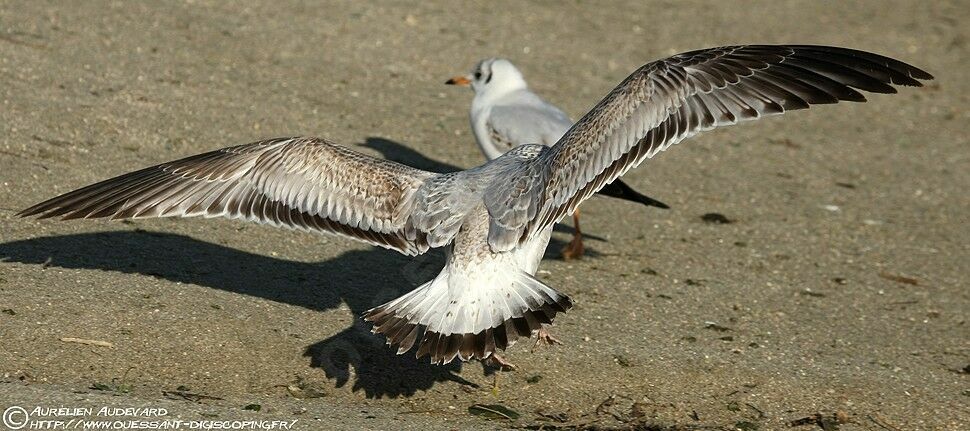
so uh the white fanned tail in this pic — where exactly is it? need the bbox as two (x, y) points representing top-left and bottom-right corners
(364, 262), (571, 365)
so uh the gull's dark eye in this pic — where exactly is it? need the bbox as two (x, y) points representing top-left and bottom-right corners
(474, 71), (482, 80)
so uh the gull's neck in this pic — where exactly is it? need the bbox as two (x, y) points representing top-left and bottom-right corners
(473, 76), (529, 108)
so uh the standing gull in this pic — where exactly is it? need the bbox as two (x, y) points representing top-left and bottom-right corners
(19, 45), (931, 367)
(446, 58), (670, 259)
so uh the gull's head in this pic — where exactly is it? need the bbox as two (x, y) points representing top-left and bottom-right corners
(445, 58), (528, 99)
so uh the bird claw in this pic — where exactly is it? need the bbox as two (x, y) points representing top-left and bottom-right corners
(532, 327), (564, 352)
(484, 353), (516, 371)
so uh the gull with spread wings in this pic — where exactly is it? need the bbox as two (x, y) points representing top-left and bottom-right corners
(19, 45), (932, 368)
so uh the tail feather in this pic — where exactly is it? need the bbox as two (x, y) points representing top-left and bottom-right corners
(364, 270), (572, 364)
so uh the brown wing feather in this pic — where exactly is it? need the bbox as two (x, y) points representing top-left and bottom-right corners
(19, 137), (438, 256)
(523, 45), (932, 238)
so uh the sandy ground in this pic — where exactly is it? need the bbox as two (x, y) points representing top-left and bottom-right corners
(1, 1), (968, 430)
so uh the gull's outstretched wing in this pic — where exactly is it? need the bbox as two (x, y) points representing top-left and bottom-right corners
(19, 137), (442, 256)
(485, 45), (933, 249)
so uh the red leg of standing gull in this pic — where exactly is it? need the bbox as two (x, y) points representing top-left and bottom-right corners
(561, 209), (585, 260)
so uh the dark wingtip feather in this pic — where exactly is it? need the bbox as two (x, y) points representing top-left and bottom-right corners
(788, 45), (934, 84)
(15, 207), (38, 218)
(909, 68), (934, 81)
(17, 198), (62, 218)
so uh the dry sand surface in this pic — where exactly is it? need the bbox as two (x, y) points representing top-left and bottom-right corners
(1, 1), (968, 430)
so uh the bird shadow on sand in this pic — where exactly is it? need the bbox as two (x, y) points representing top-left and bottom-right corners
(0, 234), (595, 397)
(0, 229), (478, 398)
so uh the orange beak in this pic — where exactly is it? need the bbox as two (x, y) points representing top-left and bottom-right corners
(445, 75), (471, 86)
